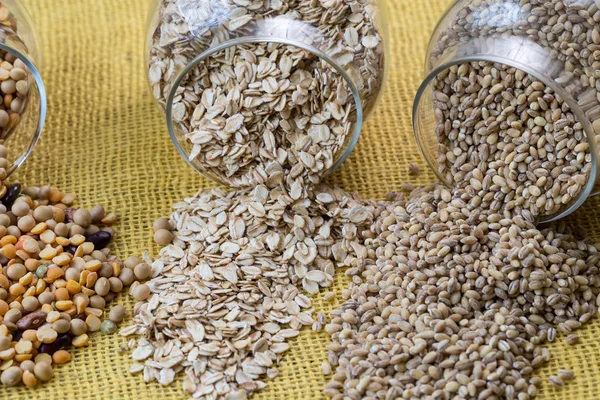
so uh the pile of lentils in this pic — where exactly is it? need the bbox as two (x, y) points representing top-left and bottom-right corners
(0, 144), (150, 388)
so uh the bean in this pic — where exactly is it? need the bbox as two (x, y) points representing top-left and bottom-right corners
(39, 333), (72, 355)
(154, 229), (173, 246)
(118, 268), (135, 286)
(89, 295), (105, 309)
(0, 336), (10, 350)
(94, 277), (110, 296)
(70, 319), (87, 336)
(73, 209), (92, 227)
(11, 201), (29, 217)
(20, 360), (35, 373)
(16, 311), (46, 330)
(109, 277), (123, 293)
(21, 296), (39, 312)
(1, 183), (20, 208)
(152, 218), (171, 232)
(90, 205), (105, 222)
(4, 308), (21, 323)
(86, 230), (112, 250)
(85, 314), (101, 332)
(22, 370), (37, 387)
(134, 263), (152, 280)
(124, 256), (142, 269)
(36, 327), (57, 343)
(52, 319), (71, 334)
(52, 350), (71, 364)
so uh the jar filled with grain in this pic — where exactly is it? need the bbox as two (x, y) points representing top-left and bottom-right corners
(0, 0), (46, 175)
(146, 0), (388, 188)
(413, 0), (600, 222)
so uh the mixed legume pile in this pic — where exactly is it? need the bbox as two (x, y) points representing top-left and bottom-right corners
(148, 0), (385, 188)
(0, 145), (147, 388)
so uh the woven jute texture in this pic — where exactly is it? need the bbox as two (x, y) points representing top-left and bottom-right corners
(1, 0), (599, 398)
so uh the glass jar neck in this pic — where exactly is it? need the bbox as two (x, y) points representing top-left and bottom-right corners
(414, 39), (599, 223)
(0, 43), (45, 176)
(165, 36), (365, 181)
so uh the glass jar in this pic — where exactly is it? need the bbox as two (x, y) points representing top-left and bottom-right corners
(146, 0), (388, 188)
(0, 0), (45, 176)
(413, 0), (600, 222)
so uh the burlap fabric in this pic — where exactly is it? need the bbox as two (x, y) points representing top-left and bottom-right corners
(1, 0), (598, 398)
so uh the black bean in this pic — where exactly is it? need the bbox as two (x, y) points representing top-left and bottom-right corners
(86, 230), (112, 249)
(11, 330), (22, 342)
(64, 245), (77, 254)
(39, 333), (72, 355)
(63, 207), (75, 222)
(1, 183), (20, 208)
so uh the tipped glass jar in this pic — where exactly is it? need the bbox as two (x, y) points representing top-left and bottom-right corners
(413, 0), (600, 222)
(146, 0), (388, 189)
(0, 0), (45, 176)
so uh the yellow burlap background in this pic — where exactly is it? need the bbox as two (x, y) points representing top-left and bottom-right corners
(0, 0), (598, 398)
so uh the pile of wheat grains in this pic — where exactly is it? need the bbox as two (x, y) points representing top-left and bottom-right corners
(323, 183), (598, 399)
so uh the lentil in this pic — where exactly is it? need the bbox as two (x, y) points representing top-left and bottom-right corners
(51, 350), (70, 365)
(100, 320), (116, 335)
(152, 229), (172, 246)
(1, 366), (22, 386)
(131, 284), (150, 301)
(108, 305), (125, 323)
(33, 362), (53, 382)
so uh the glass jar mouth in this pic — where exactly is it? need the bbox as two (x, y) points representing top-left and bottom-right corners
(165, 36), (364, 186)
(413, 55), (598, 223)
(0, 43), (46, 177)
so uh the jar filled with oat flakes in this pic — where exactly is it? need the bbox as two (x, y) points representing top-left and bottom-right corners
(0, 0), (45, 175)
(146, 0), (388, 188)
(413, 0), (600, 222)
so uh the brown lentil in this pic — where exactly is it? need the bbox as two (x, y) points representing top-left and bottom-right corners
(108, 305), (125, 323)
(33, 362), (53, 382)
(153, 229), (173, 246)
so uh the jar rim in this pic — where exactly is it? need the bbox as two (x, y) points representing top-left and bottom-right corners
(0, 43), (46, 177)
(412, 54), (598, 223)
(165, 36), (364, 186)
